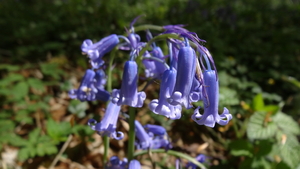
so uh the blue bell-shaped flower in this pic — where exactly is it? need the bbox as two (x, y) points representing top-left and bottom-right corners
(192, 70), (232, 127)
(168, 45), (196, 109)
(88, 101), (124, 140)
(150, 68), (182, 119)
(112, 61), (146, 107)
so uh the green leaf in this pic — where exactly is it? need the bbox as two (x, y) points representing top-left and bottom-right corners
(40, 63), (64, 79)
(44, 145), (58, 155)
(282, 76), (300, 88)
(27, 102), (49, 112)
(0, 73), (24, 87)
(254, 140), (273, 157)
(0, 64), (20, 71)
(36, 135), (58, 156)
(219, 87), (240, 106)
(27, 78), (45, 92)
(247, 111), (277, 140)
(47, 119), (71, 142)
(12, 81), (29, 100)
(252, 94), (264, 111)
(0, 110), (12, 119)
(228, 139), (253, 157)
(0, 120), (15, 135)
(7, 134), (28, 147)
(72, 124), (94, 137)
(273, 112), (300, 135)
(240, 157), (272, 169)
(15, 110), (33, 124)
(29, 128), (41, 145)
(18, 147), (31, 161)
(278, 135), (300, 168)
(275, 162), (292, 169)
(68, 100), (88, 118)
(261, 105), (279, 114)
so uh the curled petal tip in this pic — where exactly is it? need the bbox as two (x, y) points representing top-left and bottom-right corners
(112, 131), (125, 140)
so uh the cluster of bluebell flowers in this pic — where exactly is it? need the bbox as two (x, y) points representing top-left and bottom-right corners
(69, 18), (232, 168)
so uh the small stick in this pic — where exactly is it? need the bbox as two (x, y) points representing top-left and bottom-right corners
(49, 134), (73, 169)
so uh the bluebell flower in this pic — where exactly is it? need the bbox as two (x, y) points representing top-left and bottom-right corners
(186, 154), (206, 169)
(144, 124), (172, 150)
(118, 32), (146, 60)
(168, 44), (196, 109)
(142, 51), (157, 78)
(149, 68), (182, 119)
(135, 120), (151, 150)
(105, 156), (127, 169)
(189, 76), (203, 103)
(69, 69), (110, 102)
(94, 69), (107, 90)
(69, 69), (95, 101)
(135, 120), (172, 150)
(143, 124), (166, 136)
(81, 34), (119, 69)
(88, 102), (124, 140)
(192, 70), (232, 127)
(112, 61), (146, 107)
(128, 160), (141, 169)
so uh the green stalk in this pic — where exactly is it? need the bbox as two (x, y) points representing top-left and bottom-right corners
(103, 136), (109, 164)
(127, 106), (136, 161)
(133, 24), (164, 32)
(103, 49), (117, 164)
(134, 149), (207, 169)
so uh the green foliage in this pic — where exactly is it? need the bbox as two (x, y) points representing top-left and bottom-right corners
(229, 139), (253, 157)
(46, 119), (72, 143)
(68, 100), (88, 118)
(0, 62), (70, 162)
(40, 63), (65, 80)
(228, 94), (300, 169)
(17, 128), (58, 161)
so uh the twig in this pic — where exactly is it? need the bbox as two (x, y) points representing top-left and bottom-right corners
(49, 134), (73, 169)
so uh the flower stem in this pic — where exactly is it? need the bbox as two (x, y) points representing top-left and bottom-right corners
(128, 106), (136, 161)
(103, 49), (117, 164)
(134, 24), (164, 32)
(103, 136), (109, 164)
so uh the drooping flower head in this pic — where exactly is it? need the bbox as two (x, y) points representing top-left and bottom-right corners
(81, 34), (119, 69)
(88, 101), (124, 140)
(192, 70), (232, 127)
(112, 61), (146, 107)
(105, 156), (128, 169)
(69, 69), (110, 102)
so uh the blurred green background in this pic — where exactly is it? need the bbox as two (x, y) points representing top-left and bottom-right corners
(0, 0), (299, 169)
